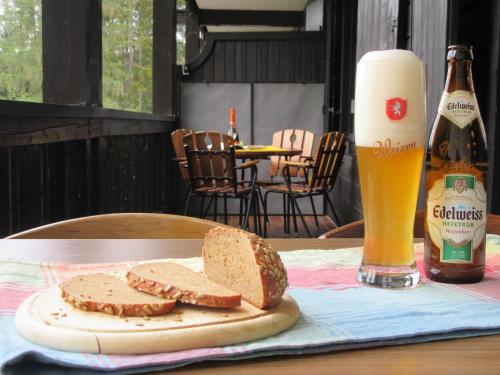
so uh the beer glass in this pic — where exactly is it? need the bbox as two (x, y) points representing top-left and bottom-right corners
(355, 50), (426, 289)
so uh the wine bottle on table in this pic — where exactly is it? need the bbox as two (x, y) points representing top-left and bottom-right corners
(227, 107), (242, 148)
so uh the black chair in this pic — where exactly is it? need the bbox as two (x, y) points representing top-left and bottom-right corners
(263, 131), (347, 237)
(183, 131), (262, 234)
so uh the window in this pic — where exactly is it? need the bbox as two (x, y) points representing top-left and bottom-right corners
(0, 0), (42, 102)
(102, 0), (153, 113)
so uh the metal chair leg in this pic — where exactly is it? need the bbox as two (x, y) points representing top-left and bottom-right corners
(324, 192), (341, 227)
(183, 191), (192, 216)
(289, 193), (312, 238)
(257, 188), (269, 223)
(200, 196), (206, 218)
(223, 194), (228, 225)
(290, 194), (298, 233)
(213, 196), (218, 222)
(283, 194), (288, 234)
(309, 194), (320, 227)
(180, 185), (192, 214)
(263, 191), (271, 238)
(242, 196), (252, 231)
(202, 196), (214, 218)
(253, 190), (262, 236)
(239, 198), (243, 227)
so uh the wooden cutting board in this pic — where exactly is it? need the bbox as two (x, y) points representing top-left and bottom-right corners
(15, 286), (300, 355)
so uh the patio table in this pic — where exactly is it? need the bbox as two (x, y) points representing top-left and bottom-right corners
(2, 237), (500, 374)
(235, 146), (302, 160)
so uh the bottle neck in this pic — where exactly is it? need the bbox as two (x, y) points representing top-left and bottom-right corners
(444, 60), (474, 93)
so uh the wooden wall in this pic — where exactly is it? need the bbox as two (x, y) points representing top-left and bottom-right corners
(0, 103), (179, 237)
(184, 32), (325, 83)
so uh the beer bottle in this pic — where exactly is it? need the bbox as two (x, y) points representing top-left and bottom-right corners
(227, 107), (241, 147)
(424, 45), (488, 283)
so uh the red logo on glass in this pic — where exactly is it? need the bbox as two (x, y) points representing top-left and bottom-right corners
(386, 97), (407, 121)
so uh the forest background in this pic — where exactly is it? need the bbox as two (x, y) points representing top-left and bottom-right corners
(0, 0), (186, 113)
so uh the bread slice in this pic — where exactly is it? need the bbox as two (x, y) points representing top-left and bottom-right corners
(127, 262), (241, 308)
(61, 273), (176, 317)
(202, 227), (288, 309)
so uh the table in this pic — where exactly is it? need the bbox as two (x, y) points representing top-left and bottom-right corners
(2, 238), (500, 374)
(235, 147), (302, 160)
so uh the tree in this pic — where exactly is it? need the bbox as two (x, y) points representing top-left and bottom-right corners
(0, 0), (42, 102)
(102, 0), (153, 113)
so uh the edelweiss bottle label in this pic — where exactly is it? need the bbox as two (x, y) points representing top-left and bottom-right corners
(437, 90), (480, 129)
(427, 174), (486, 263)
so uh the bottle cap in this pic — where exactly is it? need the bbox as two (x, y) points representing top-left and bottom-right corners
(229, 107), (236, 125)
(447, 45), (473, 61)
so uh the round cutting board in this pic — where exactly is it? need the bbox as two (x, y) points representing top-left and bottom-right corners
(15, 286), (300, 355)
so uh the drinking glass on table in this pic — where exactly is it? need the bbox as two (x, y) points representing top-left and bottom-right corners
(354, 50), (426, 289)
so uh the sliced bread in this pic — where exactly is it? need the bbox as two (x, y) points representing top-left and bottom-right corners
(202, 227), (288, 309)
(60, 273), (176, 317)
(126, 262), (241, 308)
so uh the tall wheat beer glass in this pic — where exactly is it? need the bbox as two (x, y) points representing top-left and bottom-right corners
(355, 50), (426, 289)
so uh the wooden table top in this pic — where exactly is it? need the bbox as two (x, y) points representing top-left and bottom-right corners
(235, 147), (302, 159)
(2, 237), (500, 374)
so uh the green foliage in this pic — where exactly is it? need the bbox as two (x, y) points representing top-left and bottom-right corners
(0, 0), (186, 113)
(102, 0), (153, 113)
(0, 0), (42, 102)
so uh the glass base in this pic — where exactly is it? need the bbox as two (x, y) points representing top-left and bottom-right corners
(357, 264), (421, 289)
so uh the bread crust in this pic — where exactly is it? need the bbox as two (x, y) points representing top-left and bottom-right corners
(203, 227), (288, 309)
(60, 274), (176, 317)
(126, 266), (241, 308)
(61, 289), (175, 317)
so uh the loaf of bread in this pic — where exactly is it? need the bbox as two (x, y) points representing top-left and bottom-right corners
(60, 273), (176, 317)
(127, 262), (241, 308)
(202, 227), (288, 309)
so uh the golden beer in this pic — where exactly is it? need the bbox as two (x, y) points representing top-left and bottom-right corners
(357, 145), (424, 266)
(355, 50), (426, 289)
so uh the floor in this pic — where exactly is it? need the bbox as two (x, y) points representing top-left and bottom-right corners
(211, 215), (336, 238)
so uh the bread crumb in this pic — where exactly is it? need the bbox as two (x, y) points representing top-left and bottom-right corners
(135, 323), (144, 326)
(173, 316), (183, 322)
(60, 313), (67, 318)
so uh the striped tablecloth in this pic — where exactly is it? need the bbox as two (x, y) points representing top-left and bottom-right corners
(2, 235), (500, 374)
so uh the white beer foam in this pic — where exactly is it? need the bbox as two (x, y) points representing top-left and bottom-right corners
(355, 49), (426, 148)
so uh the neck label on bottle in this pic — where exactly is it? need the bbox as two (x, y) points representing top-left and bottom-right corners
(438, 90), (480, 129)
(427, 173), (486, 263)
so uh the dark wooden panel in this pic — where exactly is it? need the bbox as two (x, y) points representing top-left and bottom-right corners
(290, 40), (302, 81)
(0, 148), (11, 237)
(46, 143), (66, 224)
(235, 41), (247, 82)
(184, 32), (325, 83)
(213, 42), (225, 82)
(279, 41), (292, 82)
(185, 0), (200, 62)
(153, 0), (177, 115)
(300, 39), (313, 82)
(203, 51), (215, 81)
(224, 41), (236, 82)
(313, 39), (326, 82)
(14, 145), (43, 231)
(256, 41), (269, 82)
(1, 117), (179, 237)
(42, 0), (101, 105)
(267, 41), (280, 82)
(246, 41), (257, 82)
